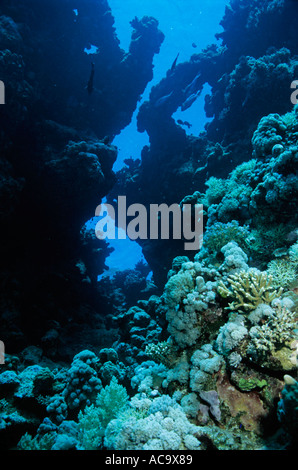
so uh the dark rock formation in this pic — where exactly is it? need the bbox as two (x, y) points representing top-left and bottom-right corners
(0, 0), (164, 358)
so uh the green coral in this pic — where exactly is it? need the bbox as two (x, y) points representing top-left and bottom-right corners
(237, 377), (267, 392)
(218, 269), (283, 313)
(289, 241), (298, 265)
(246, 223), (290, 265)
(203, 220), (250, 254)
(78, 377), (129, 450)
(18, 432), (56, 451)
(267, 258), (297, 288)
(204, 176), (227, 205)
(204, 159), (258, 209)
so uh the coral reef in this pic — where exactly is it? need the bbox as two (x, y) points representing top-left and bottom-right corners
(1, 0), (298, 453)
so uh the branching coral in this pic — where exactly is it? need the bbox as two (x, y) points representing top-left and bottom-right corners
(218, 269), (283, 312)
(248, 304), (297, 357)
(203, 220), (250, 254)
(145, 341), (177, 368)
(267, 258), (297, 288)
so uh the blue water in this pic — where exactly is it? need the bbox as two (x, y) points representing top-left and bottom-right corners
(111, 0), (228, 170)
(105, 0), (229, 273)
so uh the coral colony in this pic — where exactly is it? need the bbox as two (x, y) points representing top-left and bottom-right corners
(0, 0), (298, 452)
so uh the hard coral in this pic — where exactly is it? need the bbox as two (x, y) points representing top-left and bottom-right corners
(203, 220), (250, 254)
(218, 269), (283, 312)
(248, 304), (297, 359)
(267, 258), (297, 288)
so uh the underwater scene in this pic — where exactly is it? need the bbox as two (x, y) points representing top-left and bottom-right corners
(0, 0), (297, 454)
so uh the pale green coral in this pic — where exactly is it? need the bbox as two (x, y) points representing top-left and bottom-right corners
(229, 159), (258, 183)
(246, 223), (290, 264)
(204, 176), (227, 205)
(18, 431), (56, 450)
(218, 269), (283, 312)
(78, 404), (104, 450)
(78, 377), (129, 450)
(203, 220), (250, 254)
(204, 160), (257, 211)
(267, 258), (297, 288)
(289, 241), (298, 265)
(104, 396), (201, 450)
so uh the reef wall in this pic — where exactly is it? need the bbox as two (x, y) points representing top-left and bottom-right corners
(0, 0), (164, 357)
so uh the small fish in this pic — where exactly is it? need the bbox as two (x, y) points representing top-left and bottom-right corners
(177, 119), (192, 129)
(87, 62), (95, 94)
(183, 72), (201, 95)
(170, 53), (179, 72)
(154, 90), (174, 108)
(192, 42), (197, 48)
(181, 92), (199, 111)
